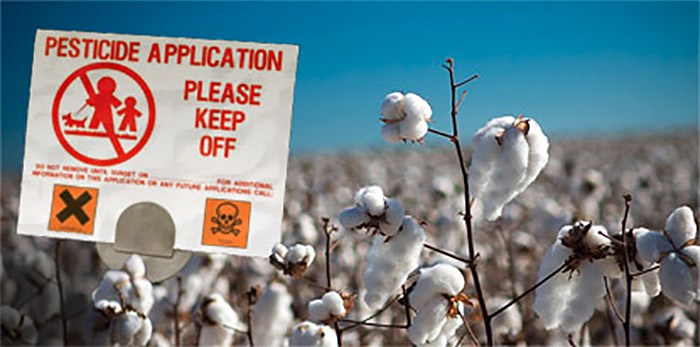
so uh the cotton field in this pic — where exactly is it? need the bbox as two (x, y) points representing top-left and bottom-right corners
(1, 126), (696, 346)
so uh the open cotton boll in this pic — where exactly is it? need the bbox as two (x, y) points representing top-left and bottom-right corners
(363, 216), (425, 310)
(399, 118), (429, 142)
(665, 206), (696, 248)
(380, 92), (405, 121)
(378, 198), (404, 236)
(381, 123), (402, 143)
(533, 241), (574, 330)
(408, 296), (449, 345)
(358, 186), (386, 217)
(403, 93), (432, 122)
(634, 228), (673, 263)
(198, 294), (240, 346)
(559, 263), (606, 333)
(338, 206), (370, 229)
(289, 321), (338, 347)
(287, 244), (316, 266)
(253, 283), (294, 347)
(469, 116), (549, 221)
(410, 263), (465, 310)
(308, 291), (346, 323)
(124, 254), (146, 278)
(659, 252), (696, 305)
(109, 311), (152, 346)
(271, 243), (288, 265)
(93, 270), (130, 304)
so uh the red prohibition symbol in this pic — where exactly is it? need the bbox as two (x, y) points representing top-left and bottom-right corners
(52, 62), (156, 166)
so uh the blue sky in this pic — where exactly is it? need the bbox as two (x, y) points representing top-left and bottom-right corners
(2, 1), (698, 173)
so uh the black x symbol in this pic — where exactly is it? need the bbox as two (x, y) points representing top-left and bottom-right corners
(56, 189), (92, 225)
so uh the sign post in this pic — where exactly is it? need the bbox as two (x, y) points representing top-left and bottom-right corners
(19, 30), (299, 279)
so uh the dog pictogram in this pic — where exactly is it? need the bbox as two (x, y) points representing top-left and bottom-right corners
(49, 185), (98, 235)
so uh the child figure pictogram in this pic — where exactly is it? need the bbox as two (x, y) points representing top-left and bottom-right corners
(117, 96), (142, 132)
(87, 77), (122, 132)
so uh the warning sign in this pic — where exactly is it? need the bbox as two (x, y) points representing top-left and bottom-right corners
(48, 185), (98, 235)
(18, 30), (298, 257)
(202, 198), (251, 249)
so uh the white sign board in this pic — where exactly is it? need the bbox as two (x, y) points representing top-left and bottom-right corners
(18, 30), (298, 257)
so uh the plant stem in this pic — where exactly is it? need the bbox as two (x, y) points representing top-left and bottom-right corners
(402, 284), (412, 327)
(488, 260), (570, 319)
(338, 319), (407, 329)
(603, 276), (624, 324)
(423, 243), (472, 265)
(620, 194), (633, 347)
(440, 58), (491, 345)
(246, 292), (255, 346)
(322, 218), (342, 346)
(340, 295), (401, 331)
(54, 240), (68, 346)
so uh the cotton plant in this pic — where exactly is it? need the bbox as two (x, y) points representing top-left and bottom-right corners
(269, 242), (316, 277)
(533, 221), (621, 333)
(289, 321), (338, 347)
(85, 255), (154, 346)
(197, 293), (242, 346)
(308, 291), (354, 324)
(380, 92), (432, 144)
(407, 263), (470, 346)
(469, 115), (549, 221)
(363, 216), (425, 310)
(338, 185), (405, 237)
(252, 282), (294, 347)
(634, 206), (699, 305)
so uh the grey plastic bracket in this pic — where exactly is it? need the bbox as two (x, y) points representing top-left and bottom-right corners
(96, 202), (192, 282)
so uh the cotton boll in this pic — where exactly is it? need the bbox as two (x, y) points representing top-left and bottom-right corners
(403, 93), (432, 122)
(380, 92), (405, 121)
(93, 270), (130, 304)
(381, 123), (402, 144)
(252, 283), (294, 347)
(398, 118), (428, 142)
(469, 125), (503, 200)
(271, 243), (288, 264)
(520, 118), (549, 189)
(408, 296), (449, 345)
(308, 291), (346, 323)
(287, 244), (314, 265)
(363, 216), (425, 310)
(634, 228), (673, 263)
(410, 263), (465, 310)
(378, 198), (404, 236)
(339, 207), (370, 229)
(202, 293), (240, 327)
(323, 292), (346, 316)
(308, 299), (328, 322)
(124, 254), (146, 278)
(640, 268), (661, 297)
(659, 253), (695, 305)
(681, 245), (700, 298)
(480, 126), (529, 221)
(358, 186), (386, 217)
(132, 315), (153, 345)
(533, 241), (573, 330)
(583, 225), (611, 249)
(665, 206), (697, 248)
(559, 263), (606, 333)
(199, 324), (234, 347)
(289, 321), (338, 347)
(110, 311), (149, 346)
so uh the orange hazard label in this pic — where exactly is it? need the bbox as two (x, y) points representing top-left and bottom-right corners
(48, 185), (98, 235)
(202, 198), (251, 248)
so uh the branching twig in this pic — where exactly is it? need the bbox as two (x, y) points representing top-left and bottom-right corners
(456, 310), (480, 347)
(338, 319), (407, 329)
(427, 127), (454, 140)
(630, 265), (660, 278)
(489, 259), (571, 319)
(603, 276), (624, 325)
(246, 286), (259, 346)
(436, 57), (492, 346)
(339, 294), (402, 331)
(402, 284), (412, 327)
(620, 194), (633, 346)
(423, 243), (472, 265)
(54, 240), (68, 346)
(322, 217), (342, 346)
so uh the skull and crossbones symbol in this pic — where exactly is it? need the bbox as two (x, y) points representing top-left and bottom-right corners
(211, 202), (243, 235)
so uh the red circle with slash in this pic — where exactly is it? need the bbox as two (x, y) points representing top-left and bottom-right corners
(52, 62), (156, 166)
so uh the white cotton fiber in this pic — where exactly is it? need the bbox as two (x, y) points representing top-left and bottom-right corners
(659, 253), (695, 305)
(308, 291), (346, 323)
(379, 198), (405, 236)
(253, 283), (294, 347)
(287, 244), (316, 267)
(124, 254), (146, 278)
(289, 321), (338, 347)
(408, 296), (449, 345)
(468, 116), (549, 221)
(404, 93), (432, 122)
(634, 228), (672, 263)
(399, 118), (429, 142)
(665, 206), (696, 248)
(410, 263), (465, 310)
(358, 186), (386, 216)
(533, 241), (574, 330)
(93, 260), (154, 315)
(339, 207), (370, 229)
(198, 294), (240, 347)
(559, 263), (606, 333)
(363, 216), (425, 310)
(381, 123), (402, 143)
(109, 311), (151, 346)
(381, 92), (405, 121)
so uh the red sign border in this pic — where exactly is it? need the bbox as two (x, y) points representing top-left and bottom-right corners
(52, 62), (156, 166)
